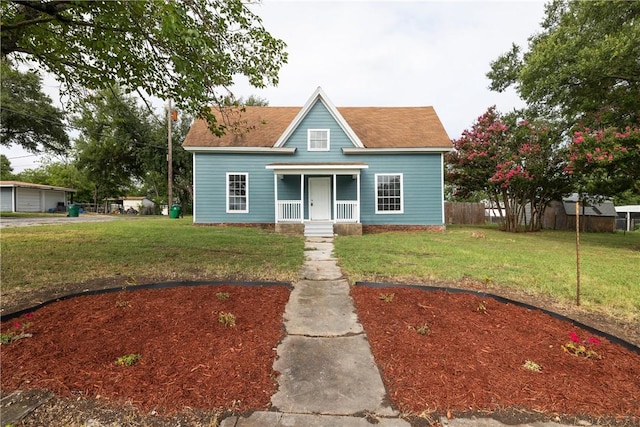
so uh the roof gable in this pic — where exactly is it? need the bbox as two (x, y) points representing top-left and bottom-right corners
(182, 88), (452, 150)
(274, 87), (364, 148)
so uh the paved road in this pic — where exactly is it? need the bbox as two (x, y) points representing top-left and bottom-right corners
(0, 214), (125, 228)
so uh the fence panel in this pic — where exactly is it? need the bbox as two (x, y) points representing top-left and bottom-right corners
(445, 202), (485, 225)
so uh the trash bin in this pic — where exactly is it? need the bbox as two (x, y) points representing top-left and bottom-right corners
(169, 204), (181, 219)
(68, 204), (80, 217)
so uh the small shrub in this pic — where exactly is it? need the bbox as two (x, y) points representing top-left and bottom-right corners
(379, 293), (395, 303)
(216, 292), (230, 300)
(218, 311), (236, 327)
(116, 354), (141, 367)
(523, 360), (542, 372)
(408, 322), (430, 336)
(561, 331), (602, 360)
(477, 301), (488, 314)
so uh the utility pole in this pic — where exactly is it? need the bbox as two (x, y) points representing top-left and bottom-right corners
(167, 99), (173, 212)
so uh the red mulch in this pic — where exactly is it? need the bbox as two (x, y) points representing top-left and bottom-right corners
(351, 286), (640, 420)
(2, 284), (639, 422)
(0, 285), (290, 414)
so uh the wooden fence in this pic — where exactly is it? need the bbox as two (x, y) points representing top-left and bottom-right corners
(444, 202), (485, 225)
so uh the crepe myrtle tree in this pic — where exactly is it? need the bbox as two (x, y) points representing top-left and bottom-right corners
(567, 123), (640, 199)
(447, 106), (570, 232)
(0, 0), (287, 136)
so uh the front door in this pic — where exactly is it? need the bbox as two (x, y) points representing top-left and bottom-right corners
(309, 177), (331, 220)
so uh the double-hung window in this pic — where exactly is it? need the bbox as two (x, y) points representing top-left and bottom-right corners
(375, 173), (403, 214)
(308, 129), (330, 151)
(227, 173), (248, 213)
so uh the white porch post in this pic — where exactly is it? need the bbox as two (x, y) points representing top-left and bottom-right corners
(273, 173), (279, 223)
(356, 172), (361, 222)
(332, 173), (337, 223)
(300, 173), (305, 223)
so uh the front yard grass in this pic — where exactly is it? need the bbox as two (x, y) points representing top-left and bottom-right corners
(334, 225), (640, 322)
(0, 217), (305, 293)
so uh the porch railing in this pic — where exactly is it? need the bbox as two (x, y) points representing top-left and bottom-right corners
(336, 201), (359, 223)
(277, 200), (302, 222)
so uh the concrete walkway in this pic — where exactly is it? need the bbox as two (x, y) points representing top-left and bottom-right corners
(221, 236), (405, 426)
(220, 237), (596, 427)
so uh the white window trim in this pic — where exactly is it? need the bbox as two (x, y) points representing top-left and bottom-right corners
(226, 172), (249, 213)
(375, 173), (404, 214)
(307, 129), (330, 151)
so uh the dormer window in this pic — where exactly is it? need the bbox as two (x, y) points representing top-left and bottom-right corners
(308, 129), (330, 151)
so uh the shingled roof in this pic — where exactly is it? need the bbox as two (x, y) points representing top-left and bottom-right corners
(183, 105), (452, 149)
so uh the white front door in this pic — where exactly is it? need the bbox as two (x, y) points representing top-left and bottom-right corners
(309, 177), (331, 220)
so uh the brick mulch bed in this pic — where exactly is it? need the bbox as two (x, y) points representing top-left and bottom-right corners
(1, 285), (290, 415)
(352, 286), (640, 421)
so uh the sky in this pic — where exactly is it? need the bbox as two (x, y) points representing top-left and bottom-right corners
(3, 0), (547, 173)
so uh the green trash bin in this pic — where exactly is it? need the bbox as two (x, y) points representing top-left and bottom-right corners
(169, 204), (181, 219)
(68, 204), (80, 217)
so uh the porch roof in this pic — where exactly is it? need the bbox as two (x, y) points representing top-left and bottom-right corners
(266, 162), (368, 175)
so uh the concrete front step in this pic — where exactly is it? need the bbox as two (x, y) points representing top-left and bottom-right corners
(304, 221), (334, 237)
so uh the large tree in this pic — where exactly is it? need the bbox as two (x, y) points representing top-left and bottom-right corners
(488, 0), (640, 130)
(73, 87), (157, 206)
(488, 0), (640, 200)
(1, 0), (287, 134)
(0, 60), (69, 153)
(448, 107), (570, 232)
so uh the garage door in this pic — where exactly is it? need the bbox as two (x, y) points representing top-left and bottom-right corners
(0, 187), (14, 212)
(16, 188), (42, 212)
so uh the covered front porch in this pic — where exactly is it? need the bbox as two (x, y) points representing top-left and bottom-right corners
(266, 163), (368, 236)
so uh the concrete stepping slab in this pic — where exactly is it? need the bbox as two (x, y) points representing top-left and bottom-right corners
(0, 390), (53, 424)
(271, 335), (397, 417)
(220, 411), (410, 426)
(284, 280), (362, 336)
(299, 260), (343, 280)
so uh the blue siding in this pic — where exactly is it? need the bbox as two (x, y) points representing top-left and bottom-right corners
(193, 99), (444, 225)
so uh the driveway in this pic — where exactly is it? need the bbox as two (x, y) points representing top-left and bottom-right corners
(0, 214), (125, 228)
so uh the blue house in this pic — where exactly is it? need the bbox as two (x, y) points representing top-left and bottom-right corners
(183, 87), (452, 236)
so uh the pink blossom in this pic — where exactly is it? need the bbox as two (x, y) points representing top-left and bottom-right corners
(588, 337), (601, 345)
(570, 331), (581, 343)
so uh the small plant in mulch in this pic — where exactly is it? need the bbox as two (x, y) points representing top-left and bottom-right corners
(216, 292), (230, 300)
(1, 313), (34, 345)
(476, 301), (489, 314)
(115, 353), (142, 367)
(408, 322), (431, 336)
(218, 311), (236, 327)
(379, 293), (395, 303)
(561, 331), (602, 360)
(115, 279), (135, 307)
(523, 360), (542, 372)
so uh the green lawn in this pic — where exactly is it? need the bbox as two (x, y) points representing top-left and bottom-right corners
(2, 219), (638, 323)
(0, 217), (305, 292)
(334, 225), (640, 322)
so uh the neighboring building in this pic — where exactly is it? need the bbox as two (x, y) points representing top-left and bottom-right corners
(615, 205), (640, 232)
(542, 194), (617, 232)
(123, 197), (156, 215)
(183, 87), (453, 236)
(0, 181), (76, 213)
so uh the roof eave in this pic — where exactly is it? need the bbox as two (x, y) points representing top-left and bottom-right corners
(342, 147), (453, 154)
(183, 147), (296, 154)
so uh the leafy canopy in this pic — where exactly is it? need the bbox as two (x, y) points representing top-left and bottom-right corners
(488, 0), (640, 129)
(0, 60), (69, 153)
(1, 0), (287, 134)
(448, 106), (570, 232)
